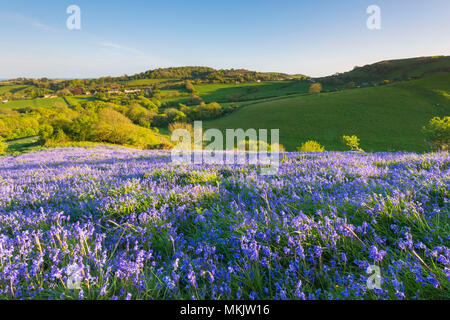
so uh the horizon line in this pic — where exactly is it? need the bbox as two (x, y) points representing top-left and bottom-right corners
(1, 54), (448, 81)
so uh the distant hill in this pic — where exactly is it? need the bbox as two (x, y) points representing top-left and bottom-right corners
(122, 66), (292, 83)
(205, 72), (450, 152)
(318, 56), (450, 86)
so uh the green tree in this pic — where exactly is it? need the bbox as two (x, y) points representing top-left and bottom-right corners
(422, 116), (449, 151)
(0, 141), (7, 154)
(39, 124), (54, 143)
(346, 82), (356, 89)
(297, 140), (325, 152)
(343, 135), (363, 151)
(195, 102), (222, 120)
(69, 116), (95, 141)
(185, 80), (196, 94)
(53, 128), (68, 143)
(165, 108), (186, 124)
(309, 83), (322, 94)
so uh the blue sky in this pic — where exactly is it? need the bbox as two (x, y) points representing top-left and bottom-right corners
(1, 0), (449, 78)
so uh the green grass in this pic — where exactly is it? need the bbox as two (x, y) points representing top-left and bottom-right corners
(5, 136), (43, 154)
(320, 56), (450, 84)
(0, 85), (32, 95)
(196, 81), (314, 103)
(205, 73), (450, 152)
(160, 80), (336, 106)
(0, 97), (68, 109)
(65, 95), (98, 105)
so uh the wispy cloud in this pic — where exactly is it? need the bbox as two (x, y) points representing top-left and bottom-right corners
(97, 40), (173, 70)
(98, 42), (145, 55)
(3, 13), (59, 32)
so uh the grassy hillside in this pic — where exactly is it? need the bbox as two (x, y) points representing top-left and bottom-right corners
(319, 56), (450, 85)
(1, 56), (448, 154)
(196, 81), (315, 103)
(160, 80), (334, 106)
(0, 97), (67, 109)
(0, 84), (32, 95)
(205, 73), (450, 152)
(5, 136), (42, 154)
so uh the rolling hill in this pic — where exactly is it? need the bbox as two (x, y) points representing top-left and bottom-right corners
(204, 73), (450, 152)
(1, 55), (449, 153)
(318, 56), (450, 86)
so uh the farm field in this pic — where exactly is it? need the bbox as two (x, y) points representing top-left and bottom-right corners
(160, 80), (333, 106)
(195, 81), (317, 103)
(0, 84), (32, 95)
(5, 136), (42, 154)
(65, 95), (98, 105)
(0, 146), (448, 300)
(0, 97), (67, 109)
(205, 73), (450, 152)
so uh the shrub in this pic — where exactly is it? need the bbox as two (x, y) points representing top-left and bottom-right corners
(139, 97), (159, 112)
(343, 135), (363, 151)
(309, 83), (322, 94)
(185, 80), (196, 93)
(297, 140), (325, 152)
(422, 116), (449, 151)
(168, 122), (193, 135)
(69, 116), (95, 141)
(126, 105), (148, 123)
(93, 108), (161, 149)
(53, 128), (68, 143)
(346, 82), (356, 89)
(0, 141), (7, 154)
(270, 143), (286, 153)
(191, 95), (203, 105)
(236, 140), (286, 152)
(39, 124), (54, 143)
(237, 140), (269, 152)
(94, 108), (135, 145)
(165, 108), (186, 124)
(194, 102), (222, 120)
(152, 114), (169, 127)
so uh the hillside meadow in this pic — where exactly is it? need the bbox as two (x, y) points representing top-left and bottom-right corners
(0, 97), (67, 109)
(0, 58), (448, 154)
(205, 73), (450, 152)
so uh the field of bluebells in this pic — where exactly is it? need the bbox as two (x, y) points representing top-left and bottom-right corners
(0, 146), (448, 300)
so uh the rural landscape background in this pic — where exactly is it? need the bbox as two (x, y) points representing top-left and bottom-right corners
(0, 0), (448, 302)
(1, 56), (449, 153)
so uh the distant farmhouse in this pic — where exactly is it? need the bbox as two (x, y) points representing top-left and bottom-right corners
(124, 89), (142, 94)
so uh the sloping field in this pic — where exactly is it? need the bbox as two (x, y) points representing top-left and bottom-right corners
(205, 73), (450, 152)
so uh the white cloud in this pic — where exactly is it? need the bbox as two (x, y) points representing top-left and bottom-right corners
(3, 13), (59, 32)
(98, 42), (145, 55)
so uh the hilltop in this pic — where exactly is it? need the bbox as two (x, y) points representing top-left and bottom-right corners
(318, 56), (450, 86)
(120, 66), (294, 83)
